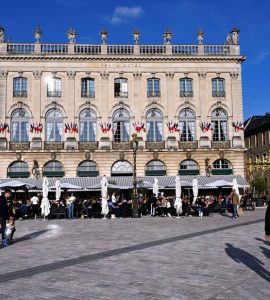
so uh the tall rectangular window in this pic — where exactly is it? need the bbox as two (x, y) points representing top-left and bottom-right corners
(180, 78), (193, 97)
(147, 78), (160, 97)
(47, 78), (61, 97)
(13, 77), (27, 97)
(212, 78), (225, 97)
(81, 78), (95, 98)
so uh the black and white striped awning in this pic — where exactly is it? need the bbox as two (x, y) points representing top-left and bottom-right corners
(0, 175), (249, 192)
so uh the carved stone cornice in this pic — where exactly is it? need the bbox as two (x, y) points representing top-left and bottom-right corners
(198, 72), (207, 78)
(100, 71), (109, 80)
(230, 71), (239, 79)
(0, 69), (7, 79)
(33, 70), (42, 79)
(166, 71), (174, 79)
(67, 71), (76, 79)
(133, 71), (142, 79)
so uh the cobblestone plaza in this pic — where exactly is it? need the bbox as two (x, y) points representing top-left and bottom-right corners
(0, 209), (269, 300)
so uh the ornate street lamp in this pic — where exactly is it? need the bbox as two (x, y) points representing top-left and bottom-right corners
(132, 133), (139, 218)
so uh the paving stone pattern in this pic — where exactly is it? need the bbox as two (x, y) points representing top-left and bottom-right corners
(0, 209), (269, 300)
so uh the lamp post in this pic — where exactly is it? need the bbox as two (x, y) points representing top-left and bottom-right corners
(132, 133), (139, 218)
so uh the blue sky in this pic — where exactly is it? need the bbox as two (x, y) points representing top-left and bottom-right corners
(1, 0), (269, 119)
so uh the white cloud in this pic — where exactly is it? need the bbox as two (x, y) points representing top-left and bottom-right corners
(251, 51), (270, 65)
(54, 0), (88, 7)
(107, 6), (144, 25)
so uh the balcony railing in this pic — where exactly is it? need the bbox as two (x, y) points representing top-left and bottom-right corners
(78, 142), (98, 150)
(41, 44), (68, 54)
(7, 43), (35, 54)
(147, 91), (161, 98)
(172, 45), (198, 55)
(107, 45), (134, 54)
(3, 43), (239, 56)
(140, 45), (166, 54)
(211, 140), (231, 149)
(9, 142), (30, 151)
(74, 45), (101, 54)
(13, 90), (27, 98)
(44, 142), (64, 150)
(146, 141), (165, 150)
(204, 45), (230, 55)
(112, 142), (132, 150)
(180, 91), (193, 97)
(212, 91), (226, 97)
(114, 91), (128, 98)
(178, 141), (198, 149)
(47, 91), (61, 97)
(81, 91), (95, 98)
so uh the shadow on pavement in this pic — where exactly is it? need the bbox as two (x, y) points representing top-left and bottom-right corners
(225, 243), (270, 283)
(260, 246), (270, 259)
(255, 237), (270, 245)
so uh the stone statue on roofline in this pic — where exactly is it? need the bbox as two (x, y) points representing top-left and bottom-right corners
(67, 27), (77, 44)
(0, 26), (5, 43)
(227, 28), (240, 45)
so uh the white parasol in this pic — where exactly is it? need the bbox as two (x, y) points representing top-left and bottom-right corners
(192, 178), (199, 205)
(40, 177), (50, 217)
(232, 178), (240, 196)
(100, 175), (109, 218)
(174, 176), (182, 217)
(153, 178), (159, 197)
(55, 179), (61, 201)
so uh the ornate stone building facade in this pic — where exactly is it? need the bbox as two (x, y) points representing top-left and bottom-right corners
(0, 27), (246, 179)
(245, 114), (270, 198)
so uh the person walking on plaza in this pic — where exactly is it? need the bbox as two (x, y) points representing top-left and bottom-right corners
(31, 194), (39, 219)
(230, 189), (240, 219)
(66, 193), (75, 219)
(265, 200), (270, 242)
(0, 189), (12, 242)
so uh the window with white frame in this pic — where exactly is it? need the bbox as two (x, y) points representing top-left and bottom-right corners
(7, 161), (29, 177)
(114, 78), (128, 98)
(113, 109), (130, 142)
(11, 108), (29, 142)
(212, 78), (225, 97)
(81, 78), (95, 98)
(13, 77), (27, 97)
(147, 78), (160, 97)
(45, 109), (63, 142)
(146, 108), (163, 142)
(43, 160), (64, 177)
(213, 159), (231, 169)
(145, 160), (166, 176)
(47, 77), (61, 97)
(79, 109), (97, 142)
(77, 160), (99, 176)
(180, 78), (193, 97)
(179, 159), (199, 175)
(211, 108), (228, 141)
(179, 108), (196, 141)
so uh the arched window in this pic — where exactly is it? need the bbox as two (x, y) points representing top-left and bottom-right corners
(145, 160), (166, 176)
(212, 78), (225, 97)
(111, 160), (133, 176)
(77, 160), (99, 177)
(45, 109), (63, 142)
(147, 78), (160, 97)
(81, 77), (95, 98)
(146, 108), (163, 142)
(7, 161), (29, 178)
(43, 160), (64, 177)
(212, 159), (232, 175)
(114, 78), (128, 98)
(179, 108), (196, 141)
(211, 108), (228, 141)
(11, 108), (29, 142)
(180, 78), (193, 97)
(79, 109), (97, 142)
(179, 159), (199, 175)
(47, 77), (61, 97)
(113, 109), (130, 142)
(13, 77), (27, 97)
